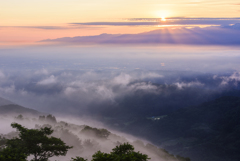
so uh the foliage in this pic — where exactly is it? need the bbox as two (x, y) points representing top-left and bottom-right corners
(83, 139), (99, 150)
(81, 126), (110, 139)
(39, 115), (57, 123)
(176, 155), (191, 161)
(71, 156), (88, 161)
(0, 138), (27, 161)
(1, 123), (72, 161)
(39, 116), (46, 121)
(92, 142), (150, 161)
(46, 114), (57, 123)
(15, 114), (24, 120)
(0, 136), (7, 147)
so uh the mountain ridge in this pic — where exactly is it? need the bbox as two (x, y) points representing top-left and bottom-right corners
(0, 97), (14, 106)
(0, 97), (43, 116)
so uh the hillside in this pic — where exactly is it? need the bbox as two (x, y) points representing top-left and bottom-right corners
(104, 96), (240, 161)
(0, 97), (13, 106)
(0, 114), (190, 161)
(0, 97), (43, 116)
(0, 104), (43, 116)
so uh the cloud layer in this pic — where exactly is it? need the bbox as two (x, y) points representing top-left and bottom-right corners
(0, 69), (240, 117)
(71, 18), (240, 26)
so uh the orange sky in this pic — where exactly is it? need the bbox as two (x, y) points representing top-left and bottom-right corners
(1, 0), (240, 26)
(1, 0), (240, 45)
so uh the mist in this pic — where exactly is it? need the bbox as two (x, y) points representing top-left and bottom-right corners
(0, 114), (185, 161)
(1, 44), (240, 161)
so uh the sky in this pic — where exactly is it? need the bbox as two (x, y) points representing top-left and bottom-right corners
(1, 0), (240, 45)
(1, 0), (240, 25)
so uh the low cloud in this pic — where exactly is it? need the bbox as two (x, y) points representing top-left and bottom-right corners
(37, 75), (57, 85)
(221, 72), (240, 86)
(34, 69), (49, 75)
(222, 23), (240, 30)
(0, 70), (5, 79)
(0, 69), (240, 117)
(175, 81), (204, 89)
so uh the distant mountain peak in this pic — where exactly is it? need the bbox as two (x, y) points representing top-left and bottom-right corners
(0, 97), (14, 106)
(0, 97), (43, 116)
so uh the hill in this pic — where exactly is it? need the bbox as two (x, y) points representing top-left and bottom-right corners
(0, 97), (14, 106)
(0, 104), (43, 116)
(104, 96), (240, 161)
(0, 97), (43, 116)
(0, 114), (190, 161)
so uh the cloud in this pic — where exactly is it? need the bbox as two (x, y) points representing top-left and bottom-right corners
(220, 72), (240, 86)
(0, 26), (69, 30)
(22, 26), (69, 30)
(42, 25), (240, 45)
(222, 23), (240, 30)
(1, 68), (240, 119)
(37, 75), (57, 85)
(1, 69), (239, 116)
(70, 18), (240, 26)
(112, 73), (132, 85)
(175, 81), (204, 89)
(0, 25), (103, 30)
(139, 73), (164, 79)
(35, 69), (49, 75)
(0, 70), (5, 79)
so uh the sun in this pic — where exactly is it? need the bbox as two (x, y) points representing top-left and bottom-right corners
(156, 10), (170, 21)
(161, 16), (166, 21)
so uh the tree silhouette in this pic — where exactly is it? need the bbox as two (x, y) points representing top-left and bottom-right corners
(92, 142), (150, 161)
(0, 123), (72, 161)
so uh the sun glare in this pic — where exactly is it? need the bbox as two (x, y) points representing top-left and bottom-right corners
(156, 10), (170, 21)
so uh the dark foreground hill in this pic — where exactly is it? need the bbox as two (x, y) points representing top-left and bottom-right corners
(104, 96), (240, 161)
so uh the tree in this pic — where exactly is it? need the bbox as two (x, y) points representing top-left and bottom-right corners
(0, 138), (27, 161)
(46, 114), (57, 123)
(1, 123), (72, 161)
(81, 126), (110, 139)
(0, 136), (7, 148)
(0, 146), (28, 161)
(92, 142), (150, 161)
(71, 156), (88, 161)
(15, 114), (24, 120)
